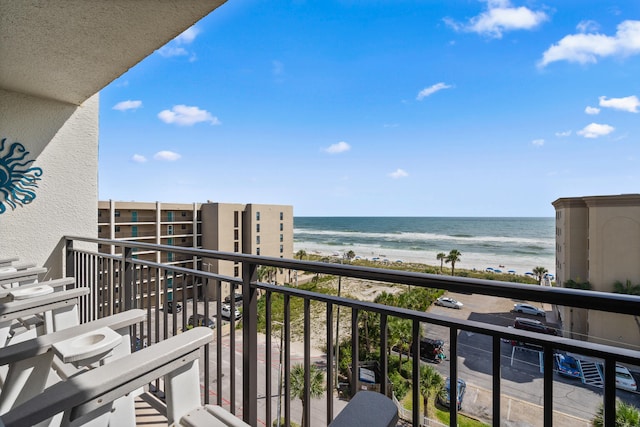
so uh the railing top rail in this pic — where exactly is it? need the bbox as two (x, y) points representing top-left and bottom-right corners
(65, 236), (640, 316)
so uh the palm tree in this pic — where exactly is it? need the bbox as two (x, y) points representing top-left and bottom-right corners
(593, 400), (640, 426)
(436, 252), (446, 273)
(345, 250), (356, 262)
(533, 266), (548, 285)
(388, 317), (412, 364)
(445, 249), (461, 276)
(290, 364), (325, 427)
(295, 249), (307, 260)
(419, 364), (444, 420)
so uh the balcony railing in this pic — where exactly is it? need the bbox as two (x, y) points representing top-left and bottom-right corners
(64, 236), (640, 427)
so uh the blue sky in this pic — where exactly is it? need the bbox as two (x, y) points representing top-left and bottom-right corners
(98, 0), (640, 217)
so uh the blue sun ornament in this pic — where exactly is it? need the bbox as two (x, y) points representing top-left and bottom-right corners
(0, 138), (43, 214)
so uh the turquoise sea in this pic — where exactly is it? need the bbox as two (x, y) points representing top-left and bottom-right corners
(293, 217), (555, 276)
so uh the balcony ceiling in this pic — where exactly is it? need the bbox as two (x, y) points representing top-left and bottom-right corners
(0, 1), (226, 105)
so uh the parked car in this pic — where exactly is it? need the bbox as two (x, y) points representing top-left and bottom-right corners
(221, 303), (242, 320)
(165, 301), (182, 313)
(187, 314), (216, 329)
(513, 303), (545, 317)
(554, 353), (581, 379)
(615, 365), (637, 392)
(512, 317), (557, 348)
(224, 292), (243, 304)
(418, 337), (446, 362)
(435, 297), (463, 309)
(438, 377), (466, 410)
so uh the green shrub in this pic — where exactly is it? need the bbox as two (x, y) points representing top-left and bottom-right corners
(389, 370), (409, 401)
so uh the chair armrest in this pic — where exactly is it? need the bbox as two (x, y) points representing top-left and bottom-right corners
(0, 327), (213, 427)
(0, 309), (146, 366)
(0, 268), (47, 286)
(0, 288), (89, 322)
(0, 278), (75, 299)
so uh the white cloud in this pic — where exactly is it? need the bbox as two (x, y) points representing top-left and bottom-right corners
(157, 46), (188, 58)
(538, 20), (640, 67)
(113, 100), (142, 111)
(176, 27), (199, 44)
(532, 139), (544, 146)
(324, 141), (351, 154)
(157, 26), (200, 58)
(417, 82), (452, 100)
(131, 154), (147, 163)
(577, 123), (615, 138)
(555, 130), (572, 137)
(599, 95), (640, 113)
(585, 106), (600, 115)
(153, 151), (181, 161)
(158, 105), (221, 126)
(445, 0), (548, 39)
(577, 20), (600, 34)
(388, 169), (408, 179)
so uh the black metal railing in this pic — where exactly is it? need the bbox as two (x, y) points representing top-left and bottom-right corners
(65, 236), (640, 427)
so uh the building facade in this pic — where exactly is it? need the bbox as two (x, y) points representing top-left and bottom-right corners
(99, 200), (294, 300)
(553, 194), (640, 350)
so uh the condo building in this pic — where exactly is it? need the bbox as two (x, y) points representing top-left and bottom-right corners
(553, 194), (640, 350)
(98, 200), (294, 300)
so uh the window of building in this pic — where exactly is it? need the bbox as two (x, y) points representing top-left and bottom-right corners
(234, 229), (239, 240)
(167, 211), (174, 222)
(132, 211), (137, 222)
(280, 212), (283, 220)
(280, 234), (283, 242)
(181, 211), (187, 217)
(182, 238), (186, 243)
(167, 225), (173, 235)
(234, 211), (239, 227)
(115, 210), (120, 217)
(280, 223), (283, 231)
(256, 236), (260, 245)
(167, 238), (173, 245)
(279, 244), (283, 253)
(131, 226), (138, 237)
(115, 226), (120, 232)
(256, 248), (260, 255)
(98, 226), (102, 233)
(181, 224), (186, 230)
(234, 242), (239, 252)
(168, 252), (174, 262)
(234, 266), (239, 277)
(256, 224), (260, 233)
(256, 211), (260, 221)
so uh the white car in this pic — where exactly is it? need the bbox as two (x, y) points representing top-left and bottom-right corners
(616, 365), (637, 391)
(435, 297), (463, 309)
(221, 304), (241, 320)
(513, 303), (545, 317)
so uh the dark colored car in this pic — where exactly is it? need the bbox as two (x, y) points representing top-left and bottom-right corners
(438, 377), (466, 410)
(224, 293), (243, 304)
(512, 317), (557, 348)
(418, 337), (446, 362)
(187, 314), (215, 329)
(165, 301), (182, 313)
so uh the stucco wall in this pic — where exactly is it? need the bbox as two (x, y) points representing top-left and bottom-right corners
(0, 89), (98, 279)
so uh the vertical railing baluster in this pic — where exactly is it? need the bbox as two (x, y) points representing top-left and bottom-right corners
(351, 308), (359, 399)
(216, 279), (223, 407)
(326, 302), (334, 423)
(303, 298), (311, 427)
(242, 261), (258, 425)
(380, 313), (388, 397)
(492, 335), (501, 427)
(265, 292), (273, 425)
(543, 345), (554, 427)
(412, 319), (420, 427)
(450, 327), (458, 427)
(604, 358), (616, 427)
(202, 269), (210, 406)
(284, 294), (291, 426)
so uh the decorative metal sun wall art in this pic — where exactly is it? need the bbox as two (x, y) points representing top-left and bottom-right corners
(0, 138), (43, 214)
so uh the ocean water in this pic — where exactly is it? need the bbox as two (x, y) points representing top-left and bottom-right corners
(293, 217), (555, 275)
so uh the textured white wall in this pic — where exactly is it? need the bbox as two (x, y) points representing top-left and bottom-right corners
(0, 89), (98, 279)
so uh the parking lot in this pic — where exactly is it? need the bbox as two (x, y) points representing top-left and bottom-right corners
(426, 291), (640, 426)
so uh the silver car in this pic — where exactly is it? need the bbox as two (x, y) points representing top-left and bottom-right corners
(435, 297), (463, 309)
(513, 303), (545, 317)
